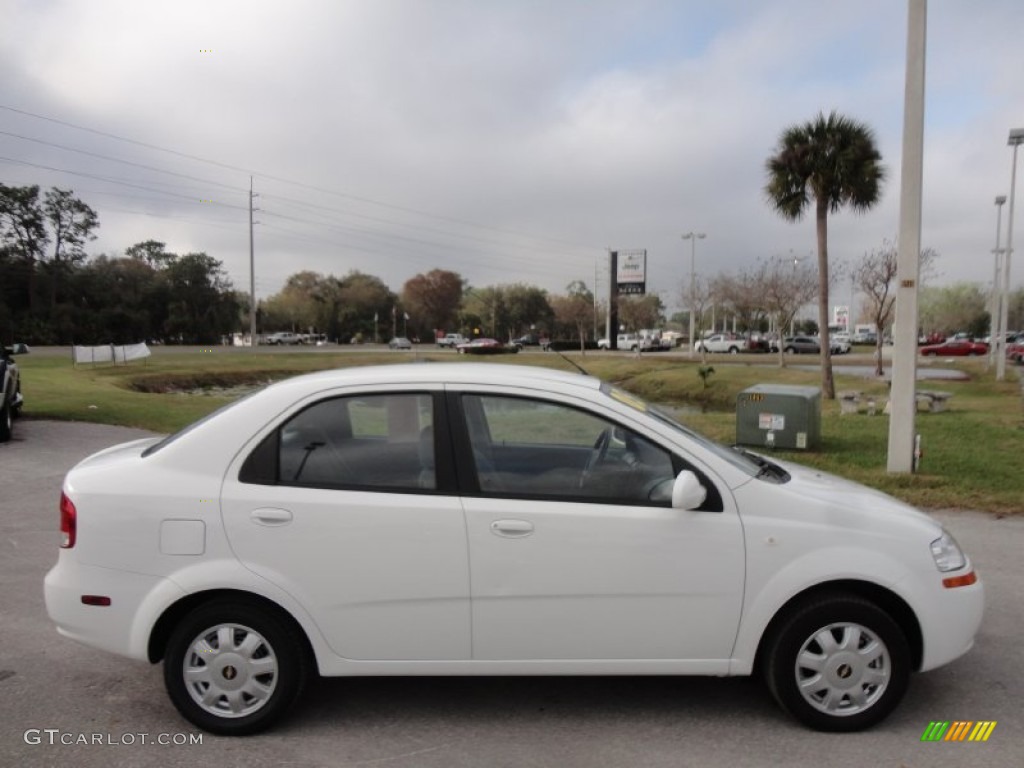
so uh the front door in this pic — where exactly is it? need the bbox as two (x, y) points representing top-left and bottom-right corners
(456, 392), (744, 663)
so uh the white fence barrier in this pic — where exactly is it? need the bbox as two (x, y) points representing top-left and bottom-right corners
(73, 343), (152, 365)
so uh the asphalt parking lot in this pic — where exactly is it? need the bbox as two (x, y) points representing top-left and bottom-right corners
(1, 419), (1021, 768)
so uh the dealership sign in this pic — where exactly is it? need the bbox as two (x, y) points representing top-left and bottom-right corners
(615, 250), (647, 295)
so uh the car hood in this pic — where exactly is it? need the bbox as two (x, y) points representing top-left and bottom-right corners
(737, 456), (941, 538)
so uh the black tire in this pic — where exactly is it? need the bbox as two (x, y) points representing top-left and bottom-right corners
(728, 347), (738, 354)
(784, 347), (795, 354)
(0, 395), (11, 442)
(763, 594), (910, 732)
(164, 599), (309, 736)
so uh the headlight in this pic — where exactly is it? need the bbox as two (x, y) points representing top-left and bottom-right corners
(930, 530), (966, 572)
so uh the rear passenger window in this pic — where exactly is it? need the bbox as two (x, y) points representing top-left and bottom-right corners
(265, 393), (435, 491)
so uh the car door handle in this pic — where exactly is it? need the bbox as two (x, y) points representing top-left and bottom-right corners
(250, 507), (293, 526)
(490, 519), (534, 538)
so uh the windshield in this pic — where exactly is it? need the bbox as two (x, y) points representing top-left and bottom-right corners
(601, 383), (760, 477)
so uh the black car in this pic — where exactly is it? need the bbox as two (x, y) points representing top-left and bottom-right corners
(1, 343), (28, 442)
(512, 334), (542, 348)
(770, 336), (821, 354)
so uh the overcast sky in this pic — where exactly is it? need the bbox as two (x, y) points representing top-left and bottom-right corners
(2, 0), (1022, 314)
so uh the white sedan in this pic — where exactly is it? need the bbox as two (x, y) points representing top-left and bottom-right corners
(45, 363), (983, 735)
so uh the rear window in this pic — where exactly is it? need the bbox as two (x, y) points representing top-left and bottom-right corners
(141, 392), (259, 457)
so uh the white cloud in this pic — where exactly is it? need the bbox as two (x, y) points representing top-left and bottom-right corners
(2, 0), (1023, 310)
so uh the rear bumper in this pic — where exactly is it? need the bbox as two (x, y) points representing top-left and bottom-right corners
(44, 556), (185, 661)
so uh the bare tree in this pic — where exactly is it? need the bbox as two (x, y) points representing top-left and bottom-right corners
(758, 256), (818, 367)
(617, 294), (662, 334)
(710, 267), (767, 334)
(682, 275), (716, 361)
(856, 241), (937, 375)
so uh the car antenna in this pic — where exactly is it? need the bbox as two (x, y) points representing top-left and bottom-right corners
(550, 346), (591, 376)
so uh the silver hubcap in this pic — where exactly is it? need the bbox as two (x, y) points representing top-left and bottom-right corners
(182, 623), (278, 718)
(794, 622), (890, 716)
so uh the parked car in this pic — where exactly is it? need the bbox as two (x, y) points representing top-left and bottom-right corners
(45, 363), (983, 736)
(694, 333), (748, 354)
(511, 334), (541, 348)
(919, 339), (988, 357)
(1, 343), (28, 442)
(436, 333), (468, 348)
(830, 335), (852, 355)
(1007, 338), (1024, 364)
(770, 336), (821, 354)
(388, 337), (412, 350)
(265, 332), (303, 346)
(597, 333), (639, 350)
(456, 338), (517, 355)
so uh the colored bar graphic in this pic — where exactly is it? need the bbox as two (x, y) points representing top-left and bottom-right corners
(945, 721), (972, 741)
(921, 720), (996, 743)
(969, 722), (997, 742)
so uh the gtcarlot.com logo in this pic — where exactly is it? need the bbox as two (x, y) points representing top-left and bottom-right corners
(921, 721), (997, 742)
(24, 729), (203, 746)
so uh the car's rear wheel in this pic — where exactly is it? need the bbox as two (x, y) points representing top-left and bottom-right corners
(0, 395), (11, 442)
(164, 600), (308, 735)
(763, 594), (910, 732)
(729, 347), (738, 354)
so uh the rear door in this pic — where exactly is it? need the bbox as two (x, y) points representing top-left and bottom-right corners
(221, 389), (471, 660)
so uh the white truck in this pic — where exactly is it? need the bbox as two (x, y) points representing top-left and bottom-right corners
(436, 333), (468, 348)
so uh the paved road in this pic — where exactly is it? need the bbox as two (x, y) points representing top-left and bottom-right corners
(1, 420), (1021, 767)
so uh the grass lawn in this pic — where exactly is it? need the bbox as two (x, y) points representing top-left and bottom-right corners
(17, 346), (1024, 514)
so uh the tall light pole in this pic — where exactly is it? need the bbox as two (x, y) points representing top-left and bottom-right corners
(996, 128), (1024, 381)
(682, 232), (706, 358)
(989, 195), (1007, 369)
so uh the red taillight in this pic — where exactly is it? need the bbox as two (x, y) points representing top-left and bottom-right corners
(60, 492), (77, 548)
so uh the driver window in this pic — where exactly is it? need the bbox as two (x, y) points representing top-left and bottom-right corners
(462, 394), (674, 504)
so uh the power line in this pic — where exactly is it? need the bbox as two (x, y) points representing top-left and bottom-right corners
(0, 130), (247, 194)
(0, 155), (248, 211)
(0, 103), (601, 252)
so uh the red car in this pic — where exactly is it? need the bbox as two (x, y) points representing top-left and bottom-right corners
(1007, 339), (1024, 364)
(455, 338), (517, 355)
(919, 339), (988, 357)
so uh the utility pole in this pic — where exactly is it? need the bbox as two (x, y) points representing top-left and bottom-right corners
(887, 0), (926, 473)
(249, 177), (259, 348)
(989, 196), (1006, 369)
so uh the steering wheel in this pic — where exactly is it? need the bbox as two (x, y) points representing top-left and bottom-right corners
(579, 427), (611, 488)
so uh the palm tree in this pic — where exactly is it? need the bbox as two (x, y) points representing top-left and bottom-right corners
(765, 111), (885, 399)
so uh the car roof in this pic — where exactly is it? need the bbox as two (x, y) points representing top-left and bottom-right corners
(265, 362), (600, 397)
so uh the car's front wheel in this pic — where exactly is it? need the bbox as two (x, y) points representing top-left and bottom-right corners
(164, 600), (309, 735)
(763, 594), (910, 732)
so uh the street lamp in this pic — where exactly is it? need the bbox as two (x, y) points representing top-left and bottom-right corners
(989, 195), (1007, 368)
(682, 232), (706, 358)
(996, 128), (1024, 381)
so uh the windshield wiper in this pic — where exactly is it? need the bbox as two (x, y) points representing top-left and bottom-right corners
(732, 445), (789, 483)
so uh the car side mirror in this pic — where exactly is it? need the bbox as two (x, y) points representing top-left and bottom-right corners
(672, 470), (707, 511)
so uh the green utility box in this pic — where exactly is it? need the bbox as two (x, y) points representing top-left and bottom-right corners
(736, 384), (821, 450)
